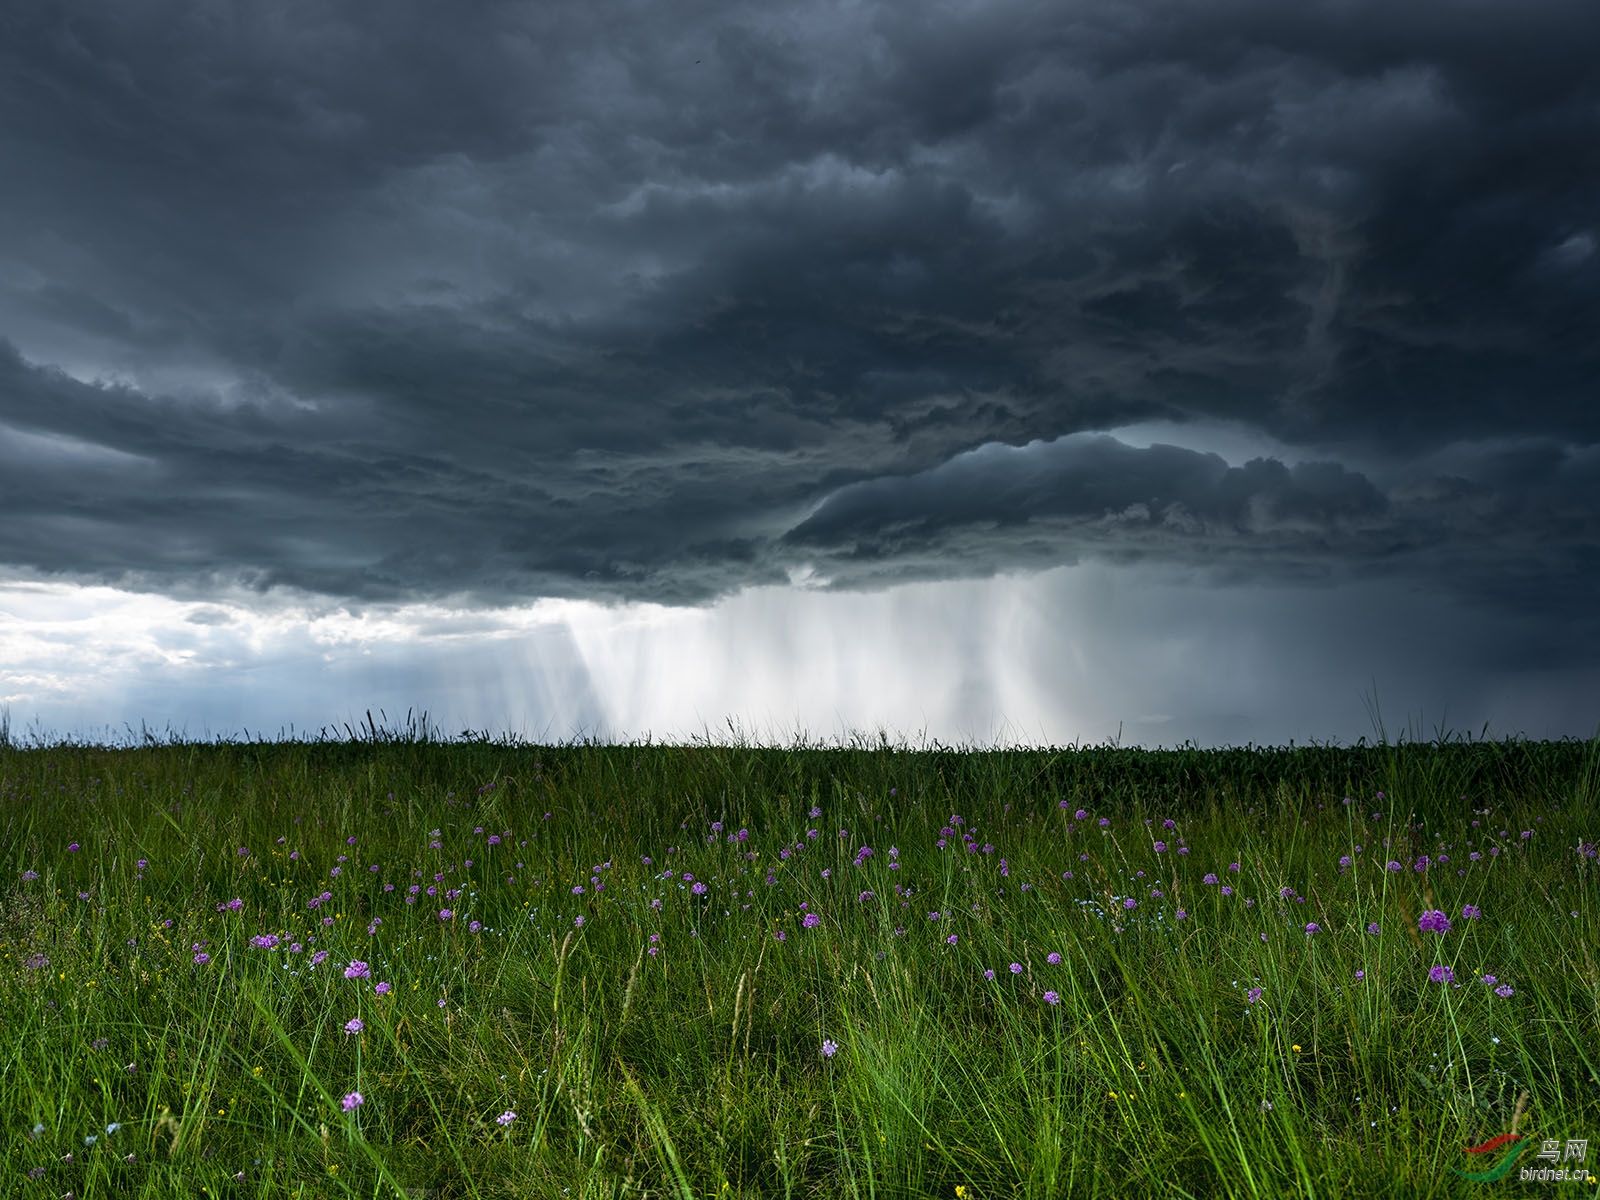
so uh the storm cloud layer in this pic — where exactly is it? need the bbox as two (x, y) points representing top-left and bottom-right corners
(3, 0), (1598, 632)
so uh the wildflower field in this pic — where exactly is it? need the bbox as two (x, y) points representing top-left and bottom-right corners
(2, 725), (1598, 1199)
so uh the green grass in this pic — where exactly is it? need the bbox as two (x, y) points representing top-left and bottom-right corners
(1, 724), (1598, 1198)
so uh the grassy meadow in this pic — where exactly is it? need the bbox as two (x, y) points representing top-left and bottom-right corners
(2, 720), (1598, 1198)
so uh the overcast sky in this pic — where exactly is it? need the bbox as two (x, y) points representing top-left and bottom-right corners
(3, 0), (1598, 748)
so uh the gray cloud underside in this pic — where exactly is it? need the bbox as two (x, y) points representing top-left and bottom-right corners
(1, 0), (1597, 619)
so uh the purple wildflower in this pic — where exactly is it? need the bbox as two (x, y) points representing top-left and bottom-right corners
(1418, 910), (1452, 935)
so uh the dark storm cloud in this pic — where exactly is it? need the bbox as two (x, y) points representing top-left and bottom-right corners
(1, 0), (1597, 618)
(789, 437), (1390, 542)
(783, 432), (1600, 625)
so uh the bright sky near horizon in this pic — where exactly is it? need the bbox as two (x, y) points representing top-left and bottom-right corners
(3, 0), (1598, 748)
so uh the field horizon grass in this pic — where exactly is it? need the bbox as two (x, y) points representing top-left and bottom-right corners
(2, 717), (1598, 1198)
